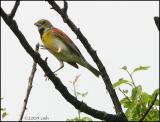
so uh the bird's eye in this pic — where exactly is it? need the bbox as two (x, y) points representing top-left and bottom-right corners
(42, 21), (46, 24)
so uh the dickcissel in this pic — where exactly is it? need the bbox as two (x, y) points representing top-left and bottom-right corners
(34, 19), (100, 77)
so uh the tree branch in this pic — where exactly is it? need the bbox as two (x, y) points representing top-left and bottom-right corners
(154, 16), (159, 31)
(19, 44), (39, 121)
(8, 1), (20, 20)
(62, 0), (68, 14)
(139, 93), (158, 121)
(0, 6), (125, 121)
(47, 1), (127, 120)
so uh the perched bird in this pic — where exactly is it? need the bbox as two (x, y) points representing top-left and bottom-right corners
(34, 19), (100, 77)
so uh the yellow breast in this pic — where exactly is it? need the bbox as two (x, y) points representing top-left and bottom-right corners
(41, 30), (69, 54)
(41, 30), (53, 49)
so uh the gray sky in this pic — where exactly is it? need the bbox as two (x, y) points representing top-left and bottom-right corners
(1, 1), (159, 121)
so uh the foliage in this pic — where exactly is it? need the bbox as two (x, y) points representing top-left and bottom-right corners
(67, 75), (92, 121)
(132, 66), (150, 73)
(113, 66), (159, 121)
(113, 78), (130, 89)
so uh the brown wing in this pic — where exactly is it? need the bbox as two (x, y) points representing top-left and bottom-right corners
(52, 28), (85, 59)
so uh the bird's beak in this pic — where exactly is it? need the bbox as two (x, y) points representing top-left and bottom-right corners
(34, 22), (41, 27)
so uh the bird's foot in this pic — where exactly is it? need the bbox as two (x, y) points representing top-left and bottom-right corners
(43, 57), (57, 81)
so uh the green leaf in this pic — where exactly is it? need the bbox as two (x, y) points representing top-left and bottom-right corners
(2, 112), (8, 119)
(125, 101), (146, 121)
(141, 92), (151, 105)
(131, 85), (142, 101)
(120, 97), (128, 104)
(121, 66), (127, 71)
(132, 66), (150, 73)
(120, 97), (132, 108)
(123, 89), (128, 94)
(147, 109), (159, 121)
(112, 78), (129, 89)
(131, 103), (142, 121)
(152, 88), (159, 96)
(139, 105), (147, 115)
(148, 89), (159, 106)
(154, 99), (159, 106)
(125, 102), (139, 120)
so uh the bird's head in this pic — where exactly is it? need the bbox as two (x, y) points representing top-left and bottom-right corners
(34, 19), (53, 32)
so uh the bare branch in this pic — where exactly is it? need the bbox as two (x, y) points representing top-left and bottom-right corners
(139, 93), (158, 121)
(49, 1), (61, 14)
(0, 7), (125, 121)
(19, 43), (39, 121)
(47, 1), (127, 120)
(62, 0), (68, 14)
(154, 16), (159, 31)
(49, 1), (68, 23)
(62, 0), (68, 22)
(9, 1), (20, 20)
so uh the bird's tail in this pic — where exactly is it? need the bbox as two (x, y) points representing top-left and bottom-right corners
(82, 61), (101, 77)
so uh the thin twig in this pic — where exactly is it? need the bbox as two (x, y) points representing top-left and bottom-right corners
(139, 93), (158, 121)
(47, 1), (127, 120)
(8, 1), (20, 20)
(19, 44), (39, 121)
(126, 70), (136, 87)
(0, 6), (125, 121)
(72, 75), (81, 119)
(118, 88), (131, 103)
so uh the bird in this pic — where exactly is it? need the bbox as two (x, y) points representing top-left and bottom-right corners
(34, 19), (101, 77)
